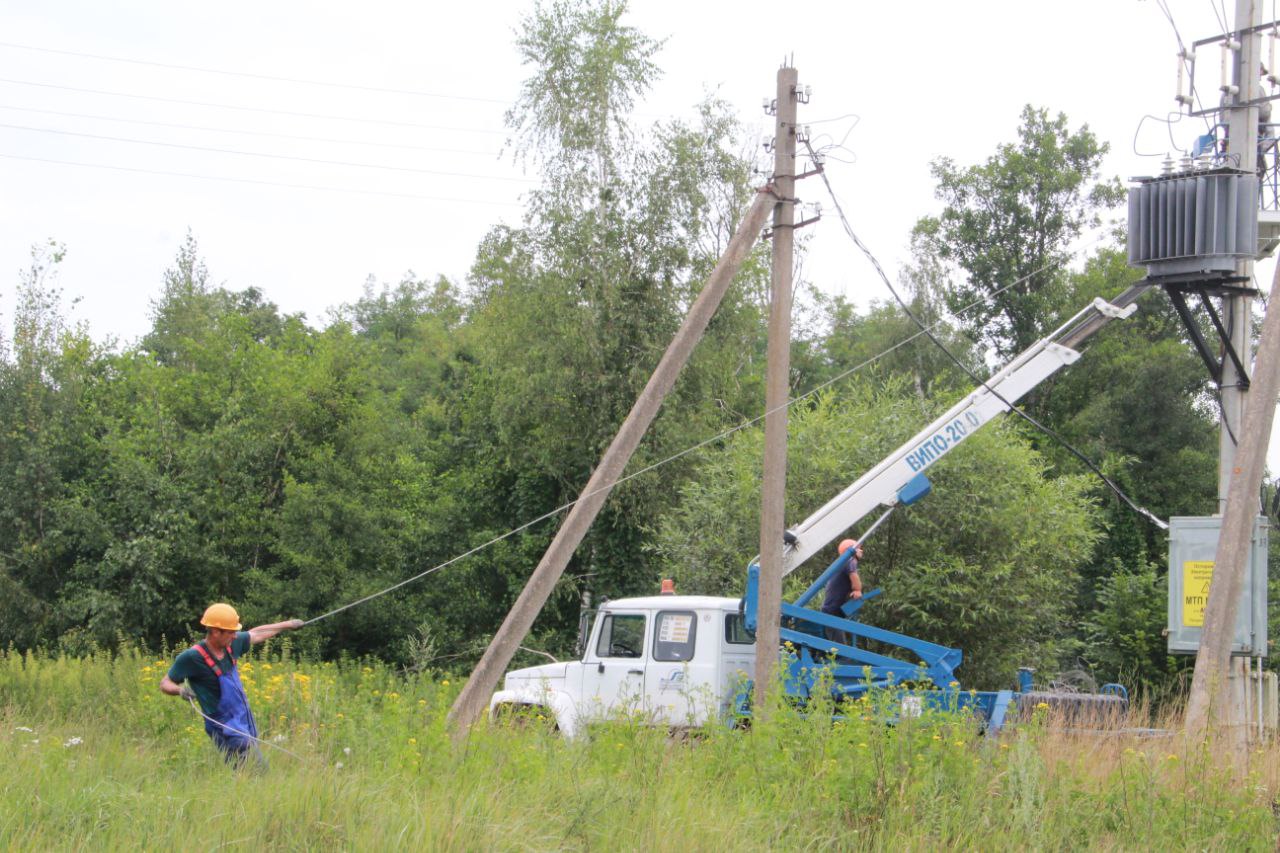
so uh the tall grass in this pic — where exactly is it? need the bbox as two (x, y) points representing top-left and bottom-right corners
(2, 645), (1276, 850)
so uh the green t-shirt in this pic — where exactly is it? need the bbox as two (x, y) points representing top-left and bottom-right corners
(168, 632), (252, 716)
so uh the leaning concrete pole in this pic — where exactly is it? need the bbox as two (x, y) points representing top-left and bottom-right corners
(1185, 260), (1280, 737)
(447, 189), (774, 737)
(1185, 0), (1267, 741)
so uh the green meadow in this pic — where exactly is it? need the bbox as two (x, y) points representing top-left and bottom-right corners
(3, 645), (1275, 851)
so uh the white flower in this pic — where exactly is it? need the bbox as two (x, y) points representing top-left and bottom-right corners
(14, 726), (33, 733)
(29, 739), (39, 745)
(335, 761), (344, 769)
(342, 747), (351, 755)
(271, 734), (287, 744)
(63, 737), (83, 748)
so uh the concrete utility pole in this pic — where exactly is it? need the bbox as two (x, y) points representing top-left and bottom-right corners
(1219, 0), (1263, 512)
(447, 190), (775, 737)
(753, 65), (798, 707)
(1186, 0), (1266, 737)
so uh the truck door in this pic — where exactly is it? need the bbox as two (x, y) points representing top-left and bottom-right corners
(719, 612), (756, 719)
(644, 610), (702, 726)
(580, 610), (649, 720)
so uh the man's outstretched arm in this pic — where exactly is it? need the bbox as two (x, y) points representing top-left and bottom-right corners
(248, 619), (305, 645)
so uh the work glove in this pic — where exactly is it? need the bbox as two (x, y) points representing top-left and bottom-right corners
(179, 684), (197, 703)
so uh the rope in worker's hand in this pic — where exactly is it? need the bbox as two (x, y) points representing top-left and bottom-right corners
(184, 696), (309, 763)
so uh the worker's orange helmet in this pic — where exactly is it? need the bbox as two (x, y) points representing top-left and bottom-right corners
(200, 603), (242, 631)
(838, 538), (858, 555)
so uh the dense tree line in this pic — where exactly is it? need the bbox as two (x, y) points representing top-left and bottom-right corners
(0, 1), (1254, 696)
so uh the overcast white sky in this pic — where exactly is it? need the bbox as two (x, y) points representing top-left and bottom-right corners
(2, 0), (1278, 470)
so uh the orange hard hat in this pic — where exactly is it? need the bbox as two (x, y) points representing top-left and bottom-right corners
(838, 539), (858, 555)
(200, 602), (242, 631)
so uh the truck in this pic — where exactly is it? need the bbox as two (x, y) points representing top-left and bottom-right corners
(489, 291), (1149, 737)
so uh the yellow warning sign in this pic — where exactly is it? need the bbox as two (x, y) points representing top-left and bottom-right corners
(1182, 561), (1214, 627)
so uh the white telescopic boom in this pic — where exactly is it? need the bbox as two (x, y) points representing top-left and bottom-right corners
(780, 296), (1140, 576)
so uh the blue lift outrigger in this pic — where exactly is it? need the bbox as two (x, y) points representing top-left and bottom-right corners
(736, 294), (1148, 731)
(742, 544), (1022, 732)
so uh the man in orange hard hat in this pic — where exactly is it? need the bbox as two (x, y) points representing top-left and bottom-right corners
(159, 603), (303, 764)
(820, 539), (863, 650)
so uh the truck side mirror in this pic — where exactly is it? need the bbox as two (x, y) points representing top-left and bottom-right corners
(576, 609), (596, 659)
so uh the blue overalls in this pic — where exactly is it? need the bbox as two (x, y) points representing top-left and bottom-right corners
(192, 642), (261, 764)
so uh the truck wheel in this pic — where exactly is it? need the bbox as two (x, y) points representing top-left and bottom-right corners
(493, 703), (559, 733)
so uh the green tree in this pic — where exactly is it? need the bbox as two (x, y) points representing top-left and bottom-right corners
(914, 106), (1124, 358)
(798, 295), (975, 400)
(1080, 559), (1176, 693)
(0, 242), (100, 647)
(436, 0), (770, 657)
(507, 0), (662, 201)
(1038, 248), (1218, 520)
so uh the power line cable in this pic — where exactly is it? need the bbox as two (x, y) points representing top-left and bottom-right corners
(804, 139), (1168, 531)
(1133, 111), (1190, 157)
(1211, 0), (1229, 34)
(0, 121), (534, 182)
(0, 104), (504, 157)
(301, 223), (1119, 627)
(1214, 388), (1241, 447)
(0, 77), (508, 134)
(0, 152), (524, 207)
(1156, 0), (1217, 135)
(0, 41), (510, 104)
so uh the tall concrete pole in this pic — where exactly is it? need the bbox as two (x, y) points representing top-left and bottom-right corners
(446, 189), (774, 737)
(1219, 0), (1262, 511)
(1186, 0), (1265, 737)
(753, 65), (798, 707)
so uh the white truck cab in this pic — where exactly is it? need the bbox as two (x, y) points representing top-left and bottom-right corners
(489, 593), (756, 737)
